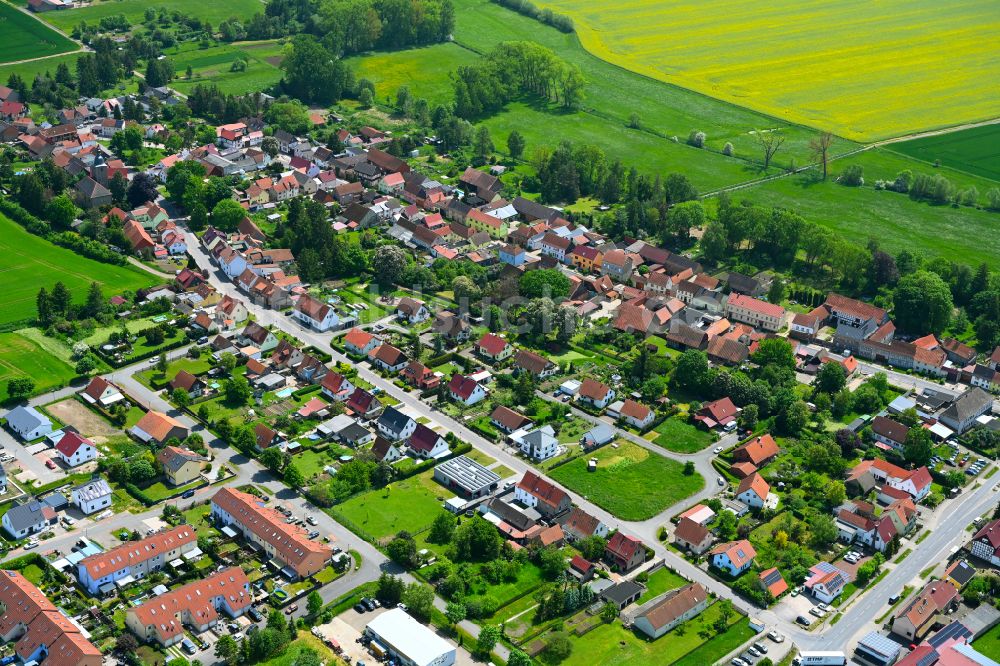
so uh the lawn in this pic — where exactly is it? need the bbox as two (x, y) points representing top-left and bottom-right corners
(0, 331), (76, 401)
(650, 417), (714, 453)
(35, 0), (265, 32)
(140, 478), (202, 502)
(561, 602), (747, 666)
(529, 0), (999, 141)
(0, 52), (82, 89)
(168, 40), (286, 96)
(890, 124), (1000, 182)
(0, 213), (156, 327)
(135, 356), (213, 389)
(733, 148), (1000, 268)
(346, 42), (471, 107)
(636, 567), (686, 604)
(181, 503), (217, 537)
(549, 442), (703, 520)
(334, 468), (453, 540)
(0, 2), (77, 62)
(973, 622), (1000, 659)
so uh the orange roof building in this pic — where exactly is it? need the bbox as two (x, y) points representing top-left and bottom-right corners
(0, 570), (101, 666)
(125, 567), (252, 646)
(211, 488), (332, 578)
(77, 525), (198, 595)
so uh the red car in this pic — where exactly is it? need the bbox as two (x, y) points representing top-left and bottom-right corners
(45, 459), (56, 470)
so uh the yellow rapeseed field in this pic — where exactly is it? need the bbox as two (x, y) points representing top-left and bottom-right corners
(532, 0), (1000, 141)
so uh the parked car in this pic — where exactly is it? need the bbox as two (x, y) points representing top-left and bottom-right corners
(308, 530), (320, 539)
(731, 659), (749, 666)
(809, 607), (824, 618)
(24, 540), (38, 550)
(284, 604), (298, 615)
(182, 489), (196, 499)
(354, 603), (367, 613)
(796, 615), (812, 626)
(45, 459), (56, 470)
(817, 602), (830, 612)
(753, 642), (769, 654)
(746, 647), (761, 658)
(248, 608), (263, 622)
(888, 593), (901, 604)
(766, 629), (783, 643)
(306, 515), (318, 525)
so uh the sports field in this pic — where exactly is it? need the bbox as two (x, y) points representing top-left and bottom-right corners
(890, 124), (1000, 182)
(0, 1), (77, 63)
(0, 213), (156, 326)
(168, 40), (285, 96)
(0, 331), (75, 401)
(530, 0), (999, 141)
(33, 0), (265, 32)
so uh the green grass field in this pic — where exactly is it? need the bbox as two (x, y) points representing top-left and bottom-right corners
(636, 567), (686, 604)
(890, 124), (1000, 182)
(0, 52), (81, 90)
(0, 213), (156, 326)
(973, 622), (1000, 659)
(0, 2), (77, 63)
(33, 0), (265, 32)
(549, 442), (703, 520)
(335, 468), (452, 540)
(732, 148), (1000, 268)
(167, 40), (285, 96)
(650, 417), (714, 453)
(530, 0), (1000, 141)
(0, 331), (75, 401)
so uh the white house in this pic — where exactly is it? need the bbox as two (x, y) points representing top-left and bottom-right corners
(4, 405), (53, 441)
(396, 297), (429, 324)
(709, 540), (756, 577)
(55, 432), (98, 468)
(72, 478), (113, 515)
(377, 407), (417, 441)
(511, 425), (559, 461)
(577, 379), (615, 410)
(735, 473), (770, 509)
(619, 400), (655, 429)
(2, 501), (53, 539)
(293, 294), (340, 332)
(448, 374), (488, 406)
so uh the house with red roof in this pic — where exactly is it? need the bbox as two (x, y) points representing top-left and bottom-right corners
(477, 333), (513, 362)
(758, 568), (789, 598)
(320, 371), (355, 401)
(343, 327), (381, 356)
(674, 517), (713, 555)
(619, 399), (654, 429)
(514, 470), (571, 518)
(849, 458), (932, 501)
(400, 361), (440, 390)
(448, 374), (488, 406)
(55, 432), (97, 468)
(710, 540), (756, 576)
(407, 423), (448, 459)
(604, 532), (646, 572)
(971, 519), (1000, 566)
(79, 376), (124, 407)
(732, 434), (780, 468)
(346, 388), (382, 419)
(694, 397), (739, 430)
(577, 378), (615, 410)
(725, 293), (785, 332)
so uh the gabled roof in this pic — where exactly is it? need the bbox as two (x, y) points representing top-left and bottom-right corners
(736, 472), (770, 500)
(516, 470), (568, 510)
(733, 434), (779, 466)
(578, 378), (612, 401)
(478, 333), (510, 356)
(710, 539), (756, 568)
(80, 525), (196, 580)
(561, 507), (602, 538)
(605, 531), (642, 561)
(872, 416), (909, 444)
(635, 583), (707, 631)
(133, 410), (186, 442)
(156, 445), (202, 473)
(619, 399), (651, 422)
(343, 327), (376, 349)
(513, 349), (554, 375)
(55, 431), (92, 458)
(408, 423), (444, 453)
(674, 517), (710, 547)
(448, 374), (481, 401)
(490, 405), (531, 431)
(758, 567), (789, 597)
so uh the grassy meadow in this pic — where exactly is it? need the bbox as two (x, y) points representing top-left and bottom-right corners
(732, 148), (1000, 268)
(529, 0), (1000, 141)
(0, 213), (156, 326)
(167, 40), (286, 96)
(32, 0), (265, 32)
(347, 43), (470, 107)
(890, 124), (1000, 182)
(0, 2), (77, 62)
(549, 441), (703, 520)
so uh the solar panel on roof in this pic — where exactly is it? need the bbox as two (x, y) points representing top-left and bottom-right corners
(928, 620), (972, 647)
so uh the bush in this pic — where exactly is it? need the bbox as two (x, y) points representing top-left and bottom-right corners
(687, 130), (706, 148)
(840, 164), (864, 186)
(723, 142), (734, 156)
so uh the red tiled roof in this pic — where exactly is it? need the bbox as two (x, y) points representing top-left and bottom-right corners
(80, 525), (196, 581)
(55, 432), (92, 458)
(516, 470), (568, 510)
(478, 333), (510, 356)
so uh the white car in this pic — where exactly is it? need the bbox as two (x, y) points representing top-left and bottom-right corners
(767, 630), (784, 643)
(24, 540), (38, 550)
(717, 477), (726, 486)
(817, 602), (830, 612)
(713, 446), (723, 454)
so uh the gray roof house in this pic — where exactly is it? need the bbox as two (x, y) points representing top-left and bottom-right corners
(939, 387), (993, 434)
(4, 405), (54, 441)
(377, 407), (416, 441)
(2, 500), (55, 539)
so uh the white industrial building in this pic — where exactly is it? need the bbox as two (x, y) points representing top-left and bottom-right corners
(365, 608), (456, 666)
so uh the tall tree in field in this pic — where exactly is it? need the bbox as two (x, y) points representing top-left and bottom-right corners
(755, 130), (785, 170)
(507, 130), (525, 160)
(809, 132), (834, 180)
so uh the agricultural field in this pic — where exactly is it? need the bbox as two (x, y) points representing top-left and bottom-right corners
(549, 441), (703, 520)
(166, 40), (286, 96)
(0, 2), (77, 63)
(0, 331), (75, 401)
(347, 43), (470, 108)
(0, 214), (156, 327)
(732, 148), (1000, 268)
(530, 0), (1000, 141)
(890, 124), (1000, 182)
(32, 0), (265, 33)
